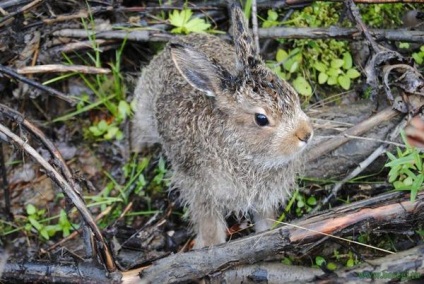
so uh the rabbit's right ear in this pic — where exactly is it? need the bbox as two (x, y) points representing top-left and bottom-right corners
(170, 43), (231, 97)
(229, 1), (259, 70)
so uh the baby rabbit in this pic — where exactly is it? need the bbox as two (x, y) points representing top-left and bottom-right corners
(132, 2), (313, 248)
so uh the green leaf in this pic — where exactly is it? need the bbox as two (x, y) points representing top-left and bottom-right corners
(315, 256), (326, 266)
(276, 49), (288, 63)
(28, 216), (42, 231)
(297, 199), (305, 208)
(327, 76), (337, 85)
(105, 126), (119, 140)
(293, 76), (312, 97)
(327, 68), (341, 77)
(115, 130), (124, 140)
(412, 53), (423, 65)
(386, 151), (397, 161)
(289, 61), (299, 73)
(268, 10), (278, 21)
(97, 120), (108, 132)
(398, 42), (410, 49)
(388, 166), (400, 183)
(346, 258), (355, 268)
(327, 262), (337, 271)
(410, 174), (424, 201)
(169, 9), (191, 28)
(385, 156), (414, 167)
(26, 204), (37, 215)
(342, 52), (353, 70)
(318, 72), (328, 84)
(118, 100), (131, 121)
(89, 126), (103, 136)
(185, 18), (211, 33)
(346, 69), (361, 79)
(307, 196), (317, 206)
(338, 75), (351, 90)
(281, 257), (292, 265)
(331, 59), (344, 69)
(169, 9), (210, 34)
(393, 180), (406, 189)
(313, 62), (327, 73)
(403, 176), (413, 186)
(40, 227), (50, 240)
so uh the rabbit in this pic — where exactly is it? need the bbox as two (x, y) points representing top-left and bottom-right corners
(131, 2), (313, 248)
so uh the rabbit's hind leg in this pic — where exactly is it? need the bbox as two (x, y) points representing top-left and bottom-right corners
(252, 209), (276, 233)
(192, 212), (227, 249)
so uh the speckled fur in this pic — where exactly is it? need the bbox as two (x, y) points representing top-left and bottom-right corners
(132, 4), (313, 248)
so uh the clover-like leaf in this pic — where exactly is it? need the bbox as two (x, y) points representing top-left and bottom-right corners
(342, 52), (353, 70)
(318, 72), (328, 84)
(338, 75), (351, 90)
(293, 76), (312, 97)
(169, 9), (210, 34)
(346, 68), (361, 79)
(184, 18), (211, 33)
(313, 62), (327, 73)
(276, 49), (288, 63)
(331, 58), (344, 69)
(327, 76), (337, 85)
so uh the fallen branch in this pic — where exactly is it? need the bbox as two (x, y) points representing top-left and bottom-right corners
(311, 115), (407, 212)
(132, 191), (423, 283)
(51, 27), (424, 43)
(0, 260), (121, 284)
(0, 65), (76, 104)
(17, 64), (111, 75)
(330, 244), (424, 282)
(207, 262), (324, 283)
(0, 122), (117, 273)
(258, 27), (424, 43)
(307, 106), (401, 163)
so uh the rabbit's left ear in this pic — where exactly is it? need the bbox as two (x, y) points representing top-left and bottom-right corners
(229, 2), (259, 69)
(170, 43), (231, 97)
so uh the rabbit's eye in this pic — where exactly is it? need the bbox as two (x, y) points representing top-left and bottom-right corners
(255, 113), (269, 126)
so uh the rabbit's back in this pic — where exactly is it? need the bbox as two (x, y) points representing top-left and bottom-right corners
(131, 34), (235, 150)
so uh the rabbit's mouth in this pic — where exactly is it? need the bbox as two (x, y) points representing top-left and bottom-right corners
(248, 151), (303, 170)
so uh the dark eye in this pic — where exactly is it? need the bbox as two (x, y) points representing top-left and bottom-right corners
(255, 113), (269, 126)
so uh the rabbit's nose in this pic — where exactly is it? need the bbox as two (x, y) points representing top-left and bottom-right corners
(296, 121), (313, 144)
(299, 132), (312, 143)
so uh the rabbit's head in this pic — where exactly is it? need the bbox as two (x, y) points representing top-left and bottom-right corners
(169, 3), (313, 169)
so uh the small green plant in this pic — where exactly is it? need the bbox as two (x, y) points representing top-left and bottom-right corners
(359, 3), (406, 28)
(275, 189), (317, 224)
(315, 255), (337, 271)
(168, 9), (211, 34)
(48, 11), (130, 141)
(412, 46), (424, 65)
(261, 9), (279, 28)
(152, 157), (168, 186)
(295, 192), (317, 216)
(25, 204), (75, 240)
(345, 251), (358, 268)
(88, 119), (123, 141)
(385, 132), (424, 201)
(313, 52), (361, 90)
(264, 2), (361, 97)
(122, 156), (150, 196)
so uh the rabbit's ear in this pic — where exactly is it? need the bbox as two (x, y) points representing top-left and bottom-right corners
(170, 43), (229, 97)
(229, 2), (258, 69)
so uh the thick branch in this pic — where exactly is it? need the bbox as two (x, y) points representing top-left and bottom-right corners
(51, 28), (424, 43)
(134, 191), (423, 283)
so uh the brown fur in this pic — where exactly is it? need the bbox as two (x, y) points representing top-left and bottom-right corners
(132, 3), (313, 248)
